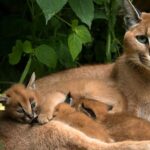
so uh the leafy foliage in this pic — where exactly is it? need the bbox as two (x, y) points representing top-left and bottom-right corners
(69, 0), (94, 27)
(68, 33), (82, 60)
(0, 0), (125, 91)
(36, 0), (68, 23)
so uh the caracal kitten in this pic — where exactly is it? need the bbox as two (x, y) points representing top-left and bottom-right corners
(72, 97), (150, 141)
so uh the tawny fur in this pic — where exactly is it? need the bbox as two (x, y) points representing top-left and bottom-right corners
(75, 98), (150, 142)
(3, 78), (126, 124)
(53, 103), (113, 143)
(34, 12), (150, 122)
(1, 117), (150, 150)
(4, 84), (67, 124)
(1, 1), (150, 149)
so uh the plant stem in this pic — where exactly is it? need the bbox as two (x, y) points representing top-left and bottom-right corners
(55, 15), (72, 27)
(19, 56), (32, 83)
(27, 0), (34, 18)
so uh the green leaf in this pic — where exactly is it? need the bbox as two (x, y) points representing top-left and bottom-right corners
(71, 19), (79, 29)
(23, 40), (33, 54)
(69, 0), (94, 27)
(36, 0), (68, 24)
(68, 33), (82, 60)
(35, 44), (57, 68)
(55, 40), (75, 68)
(9, 40), (23, 65)
(74, 25), (92, 44)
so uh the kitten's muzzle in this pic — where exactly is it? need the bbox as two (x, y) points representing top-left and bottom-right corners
(25, 112), (38, 123)
(30, 116), (38, 124)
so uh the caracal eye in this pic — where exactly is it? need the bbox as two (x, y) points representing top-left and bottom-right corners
(16, 106), (24, 113)
(30, 100), (36, 108)
(136, 35), (149, 44)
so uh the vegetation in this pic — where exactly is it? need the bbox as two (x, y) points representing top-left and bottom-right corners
(0, 0), (125, 91)
(0, 140), (4, 150)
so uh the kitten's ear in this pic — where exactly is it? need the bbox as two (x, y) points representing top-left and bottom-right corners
(27, 72), (36, 90)
(123, 0), (141, 29)
(0, 95), (9, 105)
(64, 92), (74, 106)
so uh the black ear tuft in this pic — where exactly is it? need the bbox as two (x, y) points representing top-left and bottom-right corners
(123, 0), (141, 29)
(80, 103), (96, 119)
(64, 92), (74, 106)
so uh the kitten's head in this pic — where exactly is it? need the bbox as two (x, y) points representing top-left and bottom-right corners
(59, 94), (111, 121)
(78, 99), (111, 121)
(123, 0), (150, 69)
(0, 73), (38, 123)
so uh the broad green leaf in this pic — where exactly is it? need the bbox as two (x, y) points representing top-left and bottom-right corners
(36, 0), (68, 24)
(69, 0), (94, 27)
(23, 40), (33, 54)
(74, 25), (92, 44)
(35, 44), (57, 68)
(68, 33), (82, 60)
(9, 40), (23, 65)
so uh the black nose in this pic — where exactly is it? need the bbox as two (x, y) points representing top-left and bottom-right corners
(30, 116), (38, 124)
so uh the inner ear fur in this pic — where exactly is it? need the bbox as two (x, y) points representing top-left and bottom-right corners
(27, 72), (36, 90)
(123, 0), (141, 29)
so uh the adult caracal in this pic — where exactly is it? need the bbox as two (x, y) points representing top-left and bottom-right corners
(34, 0), (150, 122)
(1, 0), (150, 149)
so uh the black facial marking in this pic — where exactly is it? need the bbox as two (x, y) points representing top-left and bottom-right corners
(81, 103), (96, 119)
(64, 92), (73, 106)
(139, 53), (147, 64)
(30, 116), (39, 124)
(108, 105), (113, 111)
(16, 104), (24, 113)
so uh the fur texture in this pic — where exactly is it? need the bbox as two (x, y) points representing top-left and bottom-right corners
(76, 98), (150, 141)
(1, 0), (150, 149)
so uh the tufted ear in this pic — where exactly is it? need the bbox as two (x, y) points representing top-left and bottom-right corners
(27, 72), (36, 90)
(64, 92), (74, 106)
(123, 0), (141, 29)
(0, 95), (9, 105)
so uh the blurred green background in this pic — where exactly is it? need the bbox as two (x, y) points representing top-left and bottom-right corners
(0, 0), (149, 91)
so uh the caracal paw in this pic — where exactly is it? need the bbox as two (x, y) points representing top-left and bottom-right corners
(38, 113), (53, 124)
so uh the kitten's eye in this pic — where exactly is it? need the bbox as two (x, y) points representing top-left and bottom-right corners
(29, 97), (36, 108)
(16, 107), (24, 113)
(31, 101), (36, 108)
(136, 35), (149, 44)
